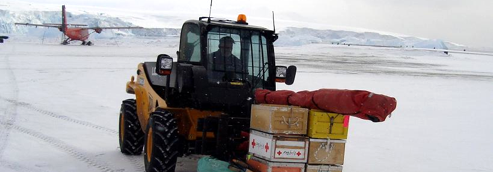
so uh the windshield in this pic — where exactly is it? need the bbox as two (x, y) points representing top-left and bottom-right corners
(207, 26), (270, 89)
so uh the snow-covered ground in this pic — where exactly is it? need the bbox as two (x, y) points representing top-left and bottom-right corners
(1, 38), (493, 172)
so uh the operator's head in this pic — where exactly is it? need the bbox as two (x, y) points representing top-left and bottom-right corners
(219, 36), (235, 57)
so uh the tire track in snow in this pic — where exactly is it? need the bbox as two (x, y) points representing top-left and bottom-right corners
(124, 155), (145, 172)
(0, 160), (52, 172)
(0, 45), (142, 171)
(0, 44), (20, 161)
(0, 97), (117, 135)
(0, 121), (120, 172)
(0, 97), (145, 172)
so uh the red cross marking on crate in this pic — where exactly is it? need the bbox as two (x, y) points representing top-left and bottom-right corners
(277, 151), (282, 156)
(251, 139), (256, 148)
(297, 151), (301, 156)
(265, 143), (269, 152)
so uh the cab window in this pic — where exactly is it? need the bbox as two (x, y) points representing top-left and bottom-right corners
(179, 24), (201, 62)
(206, 26), (270, 89)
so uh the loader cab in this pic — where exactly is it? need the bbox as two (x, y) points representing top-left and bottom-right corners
(178, 18), (278, 90)
(159, 16), (295, 115)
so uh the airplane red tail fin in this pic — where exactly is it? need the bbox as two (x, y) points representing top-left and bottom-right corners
(61, 5), (67, 33)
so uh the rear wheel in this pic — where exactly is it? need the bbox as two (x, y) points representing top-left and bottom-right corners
(119, 99), (145, 155)
(144, 109), (179, 172)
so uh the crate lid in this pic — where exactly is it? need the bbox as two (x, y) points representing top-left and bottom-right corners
(252, 104), (308, 112)
(309, 138), (346, 143)
(306, 164), (343, 170)
(250, 156), (306, 167)
(251, 129), (308, 139)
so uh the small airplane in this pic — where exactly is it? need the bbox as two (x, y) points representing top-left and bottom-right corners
(15, 5), (143, 46)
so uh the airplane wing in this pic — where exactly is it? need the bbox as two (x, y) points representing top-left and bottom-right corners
(43, 23), (88, 27)
(88, 26), (144, 29)
(86, 26), (144, 33)
(14, 23), (61, 28)
(87, 26), (144, 29)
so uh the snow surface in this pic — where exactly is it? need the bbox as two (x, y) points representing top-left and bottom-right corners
(2, 0), (493, 171)
(1, 36), (493, 172)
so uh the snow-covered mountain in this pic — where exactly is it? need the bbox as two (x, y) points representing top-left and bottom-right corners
(0, 2), (468, 50)
(275, 27), (463, 50)
(0, 9), (180, 38)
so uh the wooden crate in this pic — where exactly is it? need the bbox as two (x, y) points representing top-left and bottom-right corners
(251, 104), (309, 135)
(308, 110), (349, 139)
(249, 130), (309, 163)
(306, 165), (343, 172)
(247, 156), (305, 172)
(307, 139), (346, 165)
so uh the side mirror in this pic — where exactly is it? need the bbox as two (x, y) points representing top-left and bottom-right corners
(275, 66), (287, 83)
(156, 54), (173, 75)
(285, 65), (297, 85)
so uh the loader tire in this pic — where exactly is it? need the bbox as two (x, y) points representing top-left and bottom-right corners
(144, 109), (179, 172)
(119, 99), (145, 155)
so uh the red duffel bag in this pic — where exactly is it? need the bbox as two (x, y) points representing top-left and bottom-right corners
(254, 89), (295, 105)
(311, 89), (370, 114)
(254, 89), (397, 122)
(352, 93), (397, 122)
(285, 90), (316, 108)
(254, 89), (271, 104)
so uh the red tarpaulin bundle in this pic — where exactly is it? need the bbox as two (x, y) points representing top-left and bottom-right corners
(254, 89), (397, 122)
(255, 89), (295, 105)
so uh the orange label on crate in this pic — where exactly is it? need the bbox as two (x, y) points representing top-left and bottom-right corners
(343, 116), (349, 128)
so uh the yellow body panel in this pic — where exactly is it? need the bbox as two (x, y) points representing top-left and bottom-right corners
(308, 110), (349, 139)
(126, 63), (223, 141)
(126, 63), (168, 131)
(166, 108), (222, 140)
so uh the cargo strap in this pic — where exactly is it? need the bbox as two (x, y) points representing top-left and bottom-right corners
(286, 94), (293, 105)
(311, 95), (322, 110)
(314, 139), (334, 162)
(328, 114), (340, 134)
(263, 91), (271, 104)
(281, 116), (300, 128)
(281, 107), (299, 128)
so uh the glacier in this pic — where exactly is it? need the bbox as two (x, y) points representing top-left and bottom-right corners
(0, 4), (468, 50)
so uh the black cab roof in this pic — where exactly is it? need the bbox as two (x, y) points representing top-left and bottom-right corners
(184, 17), (273, 32)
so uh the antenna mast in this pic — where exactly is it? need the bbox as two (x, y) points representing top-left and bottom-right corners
(272, 11), (276, 33)
(208, 0), (213, 23)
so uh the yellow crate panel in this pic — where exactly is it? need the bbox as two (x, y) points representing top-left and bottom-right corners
(308, 110), (349, 139)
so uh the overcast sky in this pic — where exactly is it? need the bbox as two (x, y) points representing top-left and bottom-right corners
(13, 0), (493, 48)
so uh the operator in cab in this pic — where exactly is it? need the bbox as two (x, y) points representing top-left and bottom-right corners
(208, 36), (245, 82)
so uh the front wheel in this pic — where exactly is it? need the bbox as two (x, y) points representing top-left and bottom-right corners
(144, 109), (179, 172)
(119, 99), (145, 155)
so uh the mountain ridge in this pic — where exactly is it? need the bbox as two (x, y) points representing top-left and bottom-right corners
(0, 4), (469, 50)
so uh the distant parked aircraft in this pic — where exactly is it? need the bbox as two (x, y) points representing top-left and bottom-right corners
(0, 36), (8, 43)
(15, 5), (143, 46)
